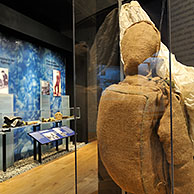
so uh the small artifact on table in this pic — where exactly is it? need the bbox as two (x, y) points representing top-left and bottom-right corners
(63, 115), (74, 119)
(10, 119), (24, 127)
(26, 120), (41, 125)
(55, 112), (63, 120)
(4, 116), (22, 125)
(62, 115), (70, 119)
(3, 116), (24, 128)
(41, 117), (45, 122)
(69, 115), (74, 119)
(2, 124), (10, 128)
(49, 117), (55, 122)
(42, 118), (49, 122)
(42, 117), (56, 122)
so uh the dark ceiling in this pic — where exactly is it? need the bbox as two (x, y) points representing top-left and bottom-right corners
(0, 0), (118, 35)
(0, 0), (167, 44)
(0, 0), (73, 35)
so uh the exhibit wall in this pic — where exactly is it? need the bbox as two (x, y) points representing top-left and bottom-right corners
(171, 0), (194, 65)
(0, 32), (66, 161)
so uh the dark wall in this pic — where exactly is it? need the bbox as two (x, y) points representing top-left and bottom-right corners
(0, 3), (72, 52)
(138, 0), (168, 46)
(170, 0), (194, 66)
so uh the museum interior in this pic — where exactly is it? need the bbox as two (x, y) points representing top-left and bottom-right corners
(0, 0), (194, 194)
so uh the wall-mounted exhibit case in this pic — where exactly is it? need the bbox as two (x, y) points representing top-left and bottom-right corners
(0, 29), (78, 171)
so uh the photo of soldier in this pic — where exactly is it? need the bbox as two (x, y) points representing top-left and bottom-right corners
(53, 70), (61, 96)
(0, 68), (8, 94)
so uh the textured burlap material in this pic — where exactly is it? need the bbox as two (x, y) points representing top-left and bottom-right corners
(121, 21), (161, 75)
(158, 93), (194, 194)
(97, 75), (170, 194)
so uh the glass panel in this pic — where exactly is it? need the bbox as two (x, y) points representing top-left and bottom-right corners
(73, 0), (181, 194)
(170, 0), (194, 193)
(74, 0), (120, 193)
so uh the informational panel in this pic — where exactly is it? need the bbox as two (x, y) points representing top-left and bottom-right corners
(61, 95), (70, 146)
(0, 94), (13, 126)
(171, 0), (194, 65)
(40, 95), (51, 130)
(29, 126), (75, 145)
(0, 94), (14, 170)
(61, 95), (70, 127)
(61, 95), (70, 114)
(40, 95), (50, 118)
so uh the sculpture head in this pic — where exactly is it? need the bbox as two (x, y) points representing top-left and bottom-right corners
(121, 21), (161, 76)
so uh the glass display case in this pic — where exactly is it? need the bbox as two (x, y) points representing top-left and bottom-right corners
(74, 0), (194, 194)
(0, 0), (194, 193)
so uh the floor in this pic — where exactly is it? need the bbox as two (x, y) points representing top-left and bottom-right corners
(0, 141), (98, 194)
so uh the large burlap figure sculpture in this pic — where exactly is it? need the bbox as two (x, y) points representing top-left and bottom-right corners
(97, 21), (194, 194)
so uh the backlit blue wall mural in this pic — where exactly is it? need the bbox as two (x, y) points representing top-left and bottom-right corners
(14, 126), (34, 161)
(0, 32), (66, 161)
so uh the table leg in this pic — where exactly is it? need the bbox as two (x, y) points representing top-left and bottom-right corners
(66, 137), (69, 151)
(33, 126), (37, 160)
(56, 140), (58, 151)
(38, 143), (42, 163)
(56, 121), (62, 127)
(2, 133), (6, 172)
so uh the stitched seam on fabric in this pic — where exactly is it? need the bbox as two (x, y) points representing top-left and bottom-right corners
(107, 87), (150, 99)
(140, 95), (149, 194)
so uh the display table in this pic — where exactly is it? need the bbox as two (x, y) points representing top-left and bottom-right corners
(0, 117), (76, 171)
(28, 125), (75, 163)
(0, 128), (12, 172)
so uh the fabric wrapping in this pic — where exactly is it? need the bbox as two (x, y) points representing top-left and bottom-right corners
(97, 75), (194, 193)
(158, 91), (194, 194)
(97, 75), (170, 194)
